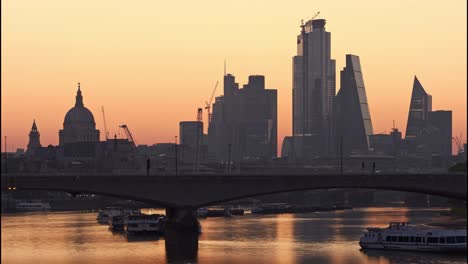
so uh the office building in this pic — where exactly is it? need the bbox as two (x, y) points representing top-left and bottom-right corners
(335, 54), (373, 155)
(405, 76), (432, 139)
(208, 74), (277, 161)
(292, 18), (336, 156)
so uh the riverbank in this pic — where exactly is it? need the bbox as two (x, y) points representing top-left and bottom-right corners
(425, 216), (467, 229)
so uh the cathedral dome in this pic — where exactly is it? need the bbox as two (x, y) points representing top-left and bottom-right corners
(59, 83), (100, 146)
(63, 83), (95, 126)
(64, 106), (95, 125)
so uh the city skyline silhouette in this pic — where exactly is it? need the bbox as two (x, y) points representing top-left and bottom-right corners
(2, 0), (466, 155)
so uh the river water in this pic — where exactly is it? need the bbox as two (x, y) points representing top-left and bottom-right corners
(1, 207), (466, 264)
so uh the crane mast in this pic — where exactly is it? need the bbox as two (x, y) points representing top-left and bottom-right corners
(101, 106), (109, 140)
(119, 124), (137, 146)
(205, 81), (219, 127)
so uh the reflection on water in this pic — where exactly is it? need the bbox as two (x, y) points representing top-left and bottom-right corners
(1, 208), (466, 264)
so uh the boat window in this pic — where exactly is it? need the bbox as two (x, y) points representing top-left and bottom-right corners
(386, 236), (391, 242)
(440, 237), (445, 244)
(456, 236), (466, 243)
(392, 236), (397, 242)
(402, 237), (409, 242)
(415, 237), (421, 243)
(427, 237), (438, 244)
(447, 237), (455, 244)
(410, 237), (415, 243)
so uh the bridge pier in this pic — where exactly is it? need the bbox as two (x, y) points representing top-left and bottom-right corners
(164, 228), (198, 263)
(164, 207), (200, 262)
(165, 207), (200, 233)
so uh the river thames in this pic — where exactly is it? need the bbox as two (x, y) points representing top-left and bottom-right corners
(1, 207), (466, 264)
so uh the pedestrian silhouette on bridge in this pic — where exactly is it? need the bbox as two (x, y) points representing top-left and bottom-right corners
(146, 158), (150, 176)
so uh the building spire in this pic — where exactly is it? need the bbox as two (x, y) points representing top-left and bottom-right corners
(32, 119), (37, 131)
(75, 82), (84, 107)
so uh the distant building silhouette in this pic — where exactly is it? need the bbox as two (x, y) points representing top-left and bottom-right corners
(369, 128), (402, 157)
(56, 84), (101, 171)
(180, 121), (203, 149)
(208, 74), (277, 162)
(405, 76), (432, 139)
(179, 121), (207, 165)
(292, 18), (336, 157)
(427, 111), (452, 158)
(335, 54), (373, 155)
(27, 120), (42, 154)
(59, 83), (100, 146)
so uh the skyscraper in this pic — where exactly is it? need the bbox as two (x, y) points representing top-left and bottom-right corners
(292, 18), (336, 156)
(335, 54), (373, 154)
(427, 110), (452, 158)
(208, 73), (277, 161)
(405, 76), (432, 139)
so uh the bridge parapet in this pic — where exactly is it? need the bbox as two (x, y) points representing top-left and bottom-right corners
(1, 173), (466, 207)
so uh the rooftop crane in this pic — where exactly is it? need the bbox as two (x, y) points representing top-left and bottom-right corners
(205, 81), (219, 126)
(101, 106), (109, 140)
(119, 124), (137, 146)
(311, 11), (320, 20)
(452, 133), (464, 155)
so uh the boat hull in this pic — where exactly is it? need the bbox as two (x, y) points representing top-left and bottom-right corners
(360, 242), (467, 253)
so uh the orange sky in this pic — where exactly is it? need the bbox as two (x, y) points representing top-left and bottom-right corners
(1, 0), (466, 154)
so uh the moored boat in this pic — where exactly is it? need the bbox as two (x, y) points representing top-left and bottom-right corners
(109, 215), (125, 231)
(15, 200), (51, 211)
(359, 222), (467, 253)
(126, 214), (165, 235)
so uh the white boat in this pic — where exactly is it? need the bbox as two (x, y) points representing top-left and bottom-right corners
(15, 201), (51, 211)
(126, 214), (165, 235)
(359, 222), (467, 253)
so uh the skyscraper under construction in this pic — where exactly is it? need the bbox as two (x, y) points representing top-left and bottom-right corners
(292, 18), (336, 158)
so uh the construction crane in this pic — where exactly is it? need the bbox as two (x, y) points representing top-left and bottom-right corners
(197, 108), (203, 122)
(311, 11), (320, 20)
(452, 133), (464, 155)
(119, 124), (137, 146)
(205, 81), (219, 126)
(101, 106), (109, 140)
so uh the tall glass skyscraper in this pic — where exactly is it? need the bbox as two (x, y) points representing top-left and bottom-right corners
(335, 54), (373, 154)
(405, 76), (432, 138)
(292, 19), (336, 156)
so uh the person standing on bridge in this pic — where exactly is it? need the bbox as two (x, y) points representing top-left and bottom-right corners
(146, 158), (150, 176)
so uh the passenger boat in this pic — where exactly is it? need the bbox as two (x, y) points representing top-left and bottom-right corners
(15, 201), (51, 211)
(109, 215), (125, 231)
(251, 203), (292, 214)
(359, 222), (467, 253)
(126, 214), (166, 235)
(96, 207), (140, 224)
(96, 207), (121, 224)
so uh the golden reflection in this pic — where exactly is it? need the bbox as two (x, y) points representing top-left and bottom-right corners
(275, 214), (296, 264)
(361, 207), (410, 227)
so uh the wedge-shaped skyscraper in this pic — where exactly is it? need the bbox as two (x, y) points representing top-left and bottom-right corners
(405, 76), (432, 139)
(335, 54), (373, 155)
